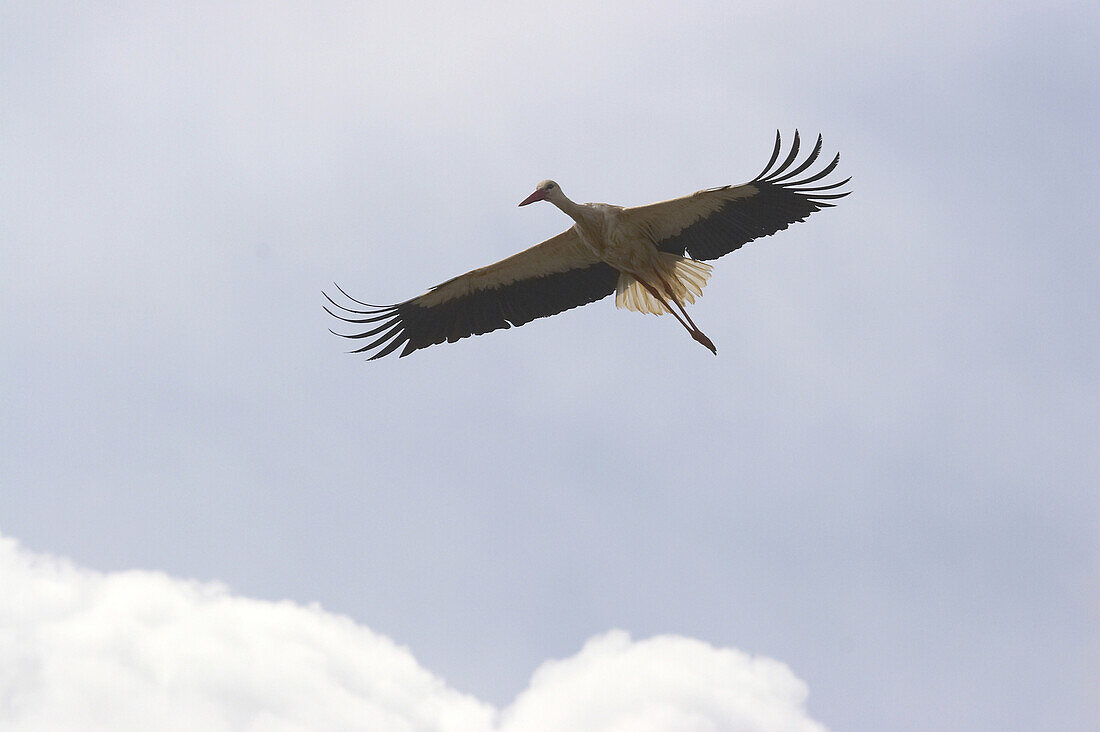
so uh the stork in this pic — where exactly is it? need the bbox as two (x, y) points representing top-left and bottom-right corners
(326, 130), (849, 360)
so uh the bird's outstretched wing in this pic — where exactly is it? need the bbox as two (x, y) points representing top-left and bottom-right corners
(623, 130), (850, 260)
(325, 229), (618, 359)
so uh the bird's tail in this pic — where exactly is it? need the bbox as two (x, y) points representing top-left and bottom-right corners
(615, 253), (712, 314)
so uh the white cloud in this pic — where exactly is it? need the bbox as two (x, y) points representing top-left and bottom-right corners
(501, 633), (825, 732)
(0, 535), (826, 732)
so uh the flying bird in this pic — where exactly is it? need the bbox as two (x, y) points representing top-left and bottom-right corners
(326, 130), (849, 360)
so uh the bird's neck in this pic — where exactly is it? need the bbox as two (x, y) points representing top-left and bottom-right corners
(551, 195), (586, 222)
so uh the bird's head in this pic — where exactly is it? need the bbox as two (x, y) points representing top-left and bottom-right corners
(518, 180), (561, 207)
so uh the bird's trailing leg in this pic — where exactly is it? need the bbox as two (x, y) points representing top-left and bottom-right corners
(637, 278), (717, 355)
(655, 273), (705, 333)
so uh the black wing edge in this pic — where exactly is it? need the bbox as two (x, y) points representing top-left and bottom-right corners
(323, 264), (619, 360)
(658, 129), (851, 260)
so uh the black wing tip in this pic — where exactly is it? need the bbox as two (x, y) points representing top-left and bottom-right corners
(330, 281), (392, 309)
(660, 130), (851, 260)
(324, 285), (413, 360)
(753, 129), (851, 203)
(324, 281), (512, 362)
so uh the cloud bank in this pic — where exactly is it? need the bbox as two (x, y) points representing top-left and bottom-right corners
(0, 535), (825, 731)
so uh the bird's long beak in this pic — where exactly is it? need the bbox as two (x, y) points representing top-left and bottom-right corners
(518, 189), (547, 207)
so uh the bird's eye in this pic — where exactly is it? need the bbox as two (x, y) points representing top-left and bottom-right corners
(546, 183), (555, 191)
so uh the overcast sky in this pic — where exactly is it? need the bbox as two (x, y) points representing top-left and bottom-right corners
(2, 2), (1097, 731)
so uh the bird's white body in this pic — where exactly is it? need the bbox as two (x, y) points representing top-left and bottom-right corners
(327, 131), (849, 360)
(555, 196), (712, 316)
(567, 202), (645, 270)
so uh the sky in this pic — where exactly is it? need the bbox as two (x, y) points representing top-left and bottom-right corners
(1, 2), (1097, 731)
